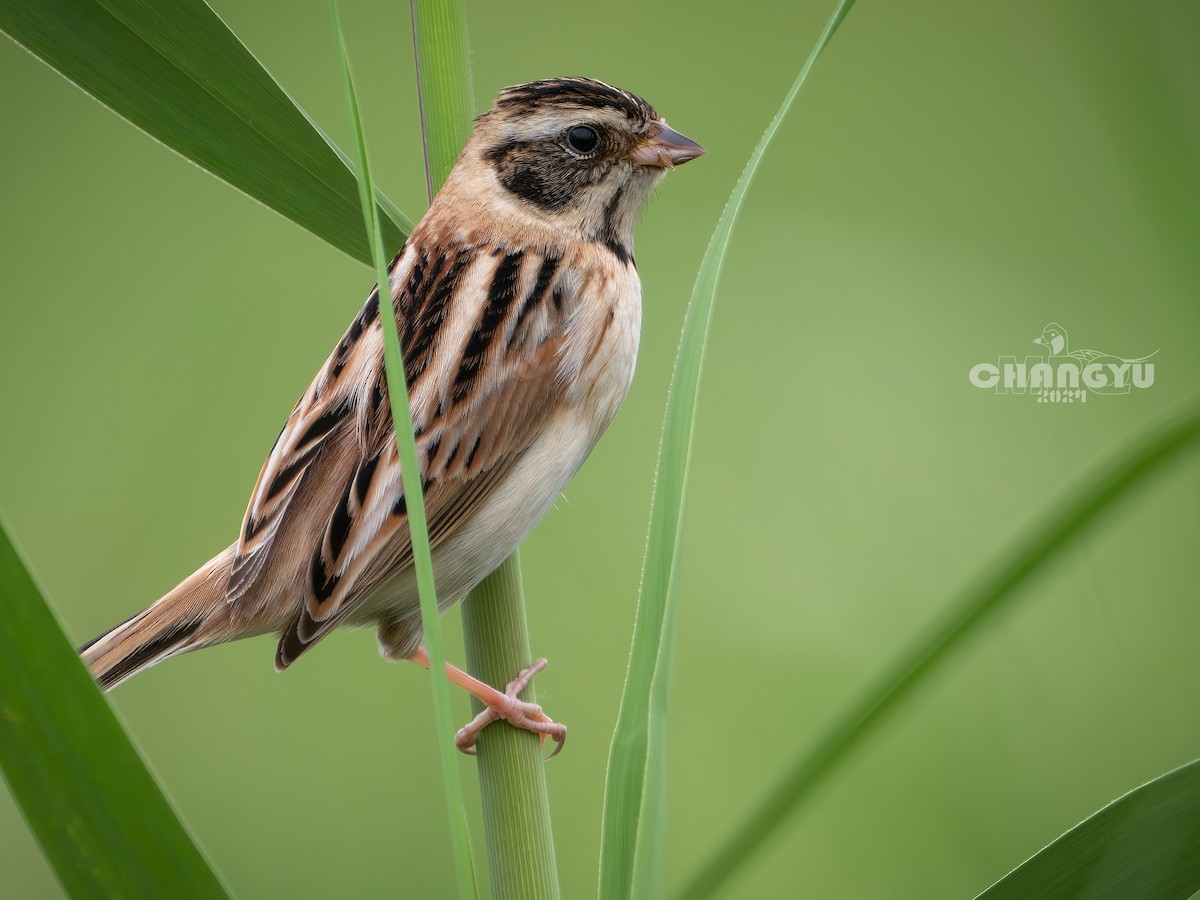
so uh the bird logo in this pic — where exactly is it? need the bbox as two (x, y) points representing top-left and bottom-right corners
(1032, 322), (1158, 396)
(968, 323), (1158, 402)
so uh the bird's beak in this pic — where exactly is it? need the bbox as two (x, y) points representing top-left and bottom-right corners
(629, 124), (705, 169)
(1033, 338), (1046, 346)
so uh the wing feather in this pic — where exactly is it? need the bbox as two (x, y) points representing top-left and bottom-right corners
(263, 235), (577, 668)
(227, 286), (385, 600)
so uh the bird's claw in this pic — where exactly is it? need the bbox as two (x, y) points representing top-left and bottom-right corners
(454, 658), (567, 758)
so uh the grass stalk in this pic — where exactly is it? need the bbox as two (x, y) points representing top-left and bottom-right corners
(408, 0), (474, 202)
(461, 554), (561, 899)
(406, 0), (559, 895)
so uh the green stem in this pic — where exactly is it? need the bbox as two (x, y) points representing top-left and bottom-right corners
(409, 0), (474, 202)
(405, 0), (559, 894)
(461, 553), (561, 899)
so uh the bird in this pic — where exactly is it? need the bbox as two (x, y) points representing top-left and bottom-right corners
(80, 77), (703, 755)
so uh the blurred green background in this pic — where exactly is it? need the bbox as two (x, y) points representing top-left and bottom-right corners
(2, 0), (1199, 897)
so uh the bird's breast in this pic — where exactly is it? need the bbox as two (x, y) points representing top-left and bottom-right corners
(558, 249), (643, 439)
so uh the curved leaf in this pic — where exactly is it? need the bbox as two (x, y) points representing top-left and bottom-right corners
(596, 2), (860, 898)
(0, 0), (412, 263)
(0, 522), (229, 899)
(675, 402), (1200, 900)
(976, 759), (1200, 900)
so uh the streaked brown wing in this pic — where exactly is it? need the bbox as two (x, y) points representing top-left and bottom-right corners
(227, 236), (574, 667)
(228, 286), (386, 600)
(276, 324), (569, 668)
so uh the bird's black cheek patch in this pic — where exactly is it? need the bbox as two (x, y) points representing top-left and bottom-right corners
(487, 140), (588, 212)
(504, 166), (571, 211)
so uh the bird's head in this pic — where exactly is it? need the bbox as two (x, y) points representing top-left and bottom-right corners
(1034, 322), (1067, 356)
(456, 77), (703, 255)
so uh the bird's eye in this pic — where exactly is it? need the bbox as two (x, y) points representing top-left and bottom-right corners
(565, 124), (600, 155)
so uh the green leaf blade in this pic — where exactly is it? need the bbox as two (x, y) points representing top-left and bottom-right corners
(598, 3), (859, 898)
(330, 4), (476, 897)
(0, 0), (412, 263)
(0, 523), (229, 899)
(976, 759), (1200, 900)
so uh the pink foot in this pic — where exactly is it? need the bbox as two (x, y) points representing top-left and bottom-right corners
(453, 659), (567, 758)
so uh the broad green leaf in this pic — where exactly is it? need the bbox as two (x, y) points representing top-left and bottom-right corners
(675, 402), (1200, 900)
(976, 758), (1200, 899)
(330, 3), (475, 897)
(0, 522), (229, 899)
(597, 2), (859, 899)
(0, 0), (412, 264)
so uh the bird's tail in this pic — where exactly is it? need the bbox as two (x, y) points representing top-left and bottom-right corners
(81, 546), (236, 690)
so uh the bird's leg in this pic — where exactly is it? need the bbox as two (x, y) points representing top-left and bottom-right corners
(408, 648), (567, 757)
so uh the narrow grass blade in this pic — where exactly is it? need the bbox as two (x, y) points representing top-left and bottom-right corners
(598, 2), (858, 898)
(0, 522), (229, 899)
(675, 401), (1200, 900)
(330, 5), (475, 897)
(0, 0), (411, 263)
(976, 758), (1200, 899)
